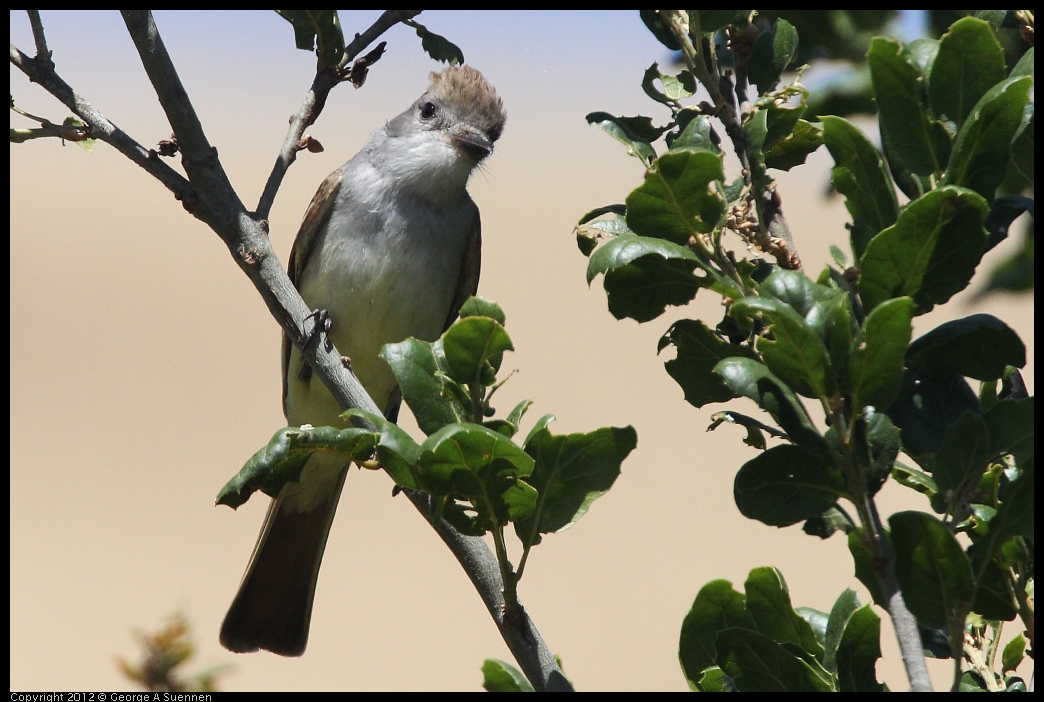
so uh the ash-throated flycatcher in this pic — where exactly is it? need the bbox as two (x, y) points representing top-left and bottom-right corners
(220, 65), (506, 656)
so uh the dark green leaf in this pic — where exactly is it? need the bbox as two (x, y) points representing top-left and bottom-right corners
(906, 314), (1026, 381)
(888, 368), (981, 459)
(983, 195), (1034, 253)
(734, 445), (847, 527)
(892, 462), (938, 498)
(942, 76), (1033, 201)
(983, 396), (1034, 464)
(765, 120), (823, 171)
(381, 338), (465, 436)
(979, 466), (1033, 559)
(1001, 633), (1026, 674)
(805, 293), (857, 379)
(216, 425), (376, 508)
(971, 558), (1017, 620)
(679, 579), (754, 684)
(695, 666), (735, 692)
(889, 510), (974, 629)
(868, 38), (951, 187)
(409, 20), (464, 65)
(714, 358), (830, 460)
(522, 413), (556, 448)
(802, 505), (854, 539)
(748, 19), (799, 94)
(698, 10), (753, 33)
(603, 256), (703, 323)
(660, 319), (759, 408)
(442, 316), (513, 385)
(758, 268), (836, 318)
(744, 567), (824, 657)
(959, 671), (989, 692)
(641, 62), (695, 106)
(715, 628), (833, 691)
(863, 409), (902, 494)
(822, 589), (861, 673)
(795, 606), (828, 648)
(481, 659), (534, 692)
(515, 426), (635, 545)
(929, 17), (1006, 131)
(343, 408), (421, 489)
(847, 531), (886, 607)
(731, 297), (835, 399)
(626, 150), (726, 243)
(858, 186), (988, 315)
(906, 37), (940, 78)
(668, 112), (720, 153)
(835, 605), (884, 691)
(1009, 98), (1033, 184)
(586, 112), (666, 162)
(822, 115), (900, 258)
(458, 296), (505, 325)
(586, 233), (697, 283)
(639, 10), (680, 51)
(275, 10), (345, 67)
(932, 410), (991, 506)
(847, 297), (914, 410)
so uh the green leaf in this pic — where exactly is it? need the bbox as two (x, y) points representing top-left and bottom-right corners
(858, 186), (988, 315)
(659, 320), (760, 408)
(668, 111), (721, 154)
(971, 558), (1017, 621)
(216, 425), (376, 508)
(639, 10), (680, 51)
(695, 666), (735, 692)
(442, 316), (513, 386)
(906, 314), (1026, 381)
(748, 19), (799, 94)
(889, 510), (975, 629)
(381, 338), (465, 436)
(1009, 92), (1033, 185)
(586, 112), (664, 163)
(932, 410), (991, 507)
(847, 297), (914, 410)
(795, 607), (828, 648)
(1001, 633), (1026, 674)
(929, 18), (1007, 131)
(713, 357), (830, 460)
(731, 297), (835, 400)
(862, 409), (902, 494)
(342, 408), (421, 489)
(275, 10), (345, 67)
(822, 115), (900, 259)
(586, 233), (697, 283)
(744, 567), (824, 658)
(515, 426), (635, 545)
(626, 150), (726, 243)
(603, 256), (703, 323)
(408, 20), (464, 65)
(481, 659), (534, 692)
(698, 10), (753, 33)
(847, 531), (887, 608)
(942, 76), (1033, 202)
(805, 293), (857, 380)
(765, 119), (823, 171)
(679, 579), (754, 685)
(715, 628), (833, 691)
(888, 368), (981, 459)
(868, 37), (952, 190)
(980, 466), (1033, 560)
(802, 505), (854, 539)
(458, 296), (505, 325)
(983, 195), (1034, 253)
(758, 268), (836, 318)
(982, 396), (1034, 465)
(641, 62), (695, 106)
(822, 589), (861, 674)
(834, 605), (884, 691)
(892, 462), (938, 498)
(734, 445), (847, 527)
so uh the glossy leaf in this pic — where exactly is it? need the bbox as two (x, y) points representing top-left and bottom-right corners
(892, 462), (938, 498)
(804, 293), (857, 379)
(381, 338), (465, 436)
(639, 10), (680, 51)
(982, 396), (1034, 465)
(847, 531), (887, 607)
(641, 62), (695, 106)
(847, 297), (914, 410)
(889, 510), (974, 629)
(834, 605), (884, 692)
(442, 316), (513, 386)
(626, 150), (726, 243)
(586, 233), (697, 283)
(732, 297), (835, 399)
(979, 466), (1033, 560)
(458, 296), (505, 325)
(868, 38), (951, 187)
(983, 195), (1034, 253)
(822, 115), (899, 258)
(734, 445), (847, 527)
(343, 408), (421, 489)
(679, 579), (754, 685)
(906, 314), (1026, 381)
(216, 425), (376, 508)
(758, 268), (836, 318)
(515, 426), (635, 545)
(714, 358), (829, 459)
(932, 410), (991, 506)
(668, 112), (721, 153)
(971, 559), (1017, 621)
(586, 112), (662, 163)
(888, 368), (981, 459)
(795, 606), (827, 648)
(481, 659), (534, 692)
(1001, 633), (1026, 674)
(602, 257), (703, 322)
(822, 589), (861, 673)
(748, 19), (799, 94)
(659, 319), (759, 408)
(858, 186), (988, 315)
(929, 17), (1006, 131)
(862, 409), (902, 494)
(715, 628), (833, 692)
(744, 567), (823, 657)
(276, 10), (345, 67)
(695, 667), (735, 692)
(942, 76), (1032, 202)
(764, 119), (823, 171)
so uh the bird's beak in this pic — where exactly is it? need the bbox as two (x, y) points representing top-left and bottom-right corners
(450, 131), (493, 162)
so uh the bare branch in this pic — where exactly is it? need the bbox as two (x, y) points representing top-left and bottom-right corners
(26, 10), (51, 66)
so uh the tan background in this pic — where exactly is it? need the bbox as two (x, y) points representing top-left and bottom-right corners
(10, 10), (1034, 692)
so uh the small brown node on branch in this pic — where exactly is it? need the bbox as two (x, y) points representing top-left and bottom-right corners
(156, 134), (179, 157)
(341, 356), (352, 372)
(237, 243), (262, 266)
(345, 41), (387, 88)
(502, 602), (527, 631)
(175, 190), (199, 212)
(296, 135), (324, 153)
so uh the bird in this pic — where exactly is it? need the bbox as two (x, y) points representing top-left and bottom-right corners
(220, 65), (506, 656)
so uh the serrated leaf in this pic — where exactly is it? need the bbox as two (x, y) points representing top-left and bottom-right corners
(660, 319), (759, 408)
(275, 10), (345, 67)
(641, 62), (695, 106)
(847, 297), (914, 410)
(679, 579), (754, 686)
(764, 119), (823, 171)
(668, 112), (720, 153)
(822, 115), (900, 259)
(481, 658), (534, 692)
(942, 76), (1033, 202)
(586, 112), (664, 162)
(409, 20), (464, 65)
(889, 510), (974, 629)
(600, 253), (704, 322)
(906, 314), (1026, 381)
(626, 150), (726, 243)
(858, 186), (988, 315)
(216, 425), (376, 508)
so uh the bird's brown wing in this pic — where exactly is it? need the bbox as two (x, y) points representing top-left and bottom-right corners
(442, 214), (482, 333)
(281, 168), (344, 417)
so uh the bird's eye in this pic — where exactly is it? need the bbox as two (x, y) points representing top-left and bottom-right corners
(420, 102), (437, 120)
